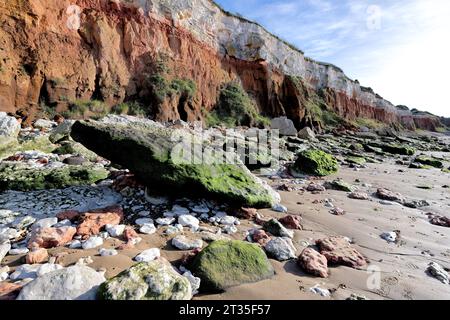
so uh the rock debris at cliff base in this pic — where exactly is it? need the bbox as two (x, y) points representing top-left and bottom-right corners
(0, 113), (450, 300)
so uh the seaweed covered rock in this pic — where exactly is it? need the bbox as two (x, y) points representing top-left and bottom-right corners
(291, 149), (338, 176)
(368, 142), (415, 156)
(70, 118), (279, 208)
(413, 156), (444, 168)
(190, 240), (274, 292)
(324, 179), (356, 192)
(0, 163), (108, 191)
(98, 259), (192, 300)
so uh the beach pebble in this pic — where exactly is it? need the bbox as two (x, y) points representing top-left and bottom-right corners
(105, 224), (126, 237)
(156, 217), (175, 226)
(82, 236), (103, 250)
(99, 248), (118, 256)
(272, 204), (288, 213)
(139, 223), (157, 235)
(380, 232), (397, 243)
(135, 218), (154, 227)
(172, 235), (203, 250)
(178, 215), (200, 230)
(309, 284), (331, 297)
(9, 247), (29, 255)
(427, 262), (449, 284)
(68, 240), (82, 249)
(134, 248), (160, 262)
(264, 237), (296, 261)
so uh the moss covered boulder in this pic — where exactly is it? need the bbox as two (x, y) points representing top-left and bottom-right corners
(70, 118), (279, 208)
(368, 142), (415, 156)
(414, 156), (444, 168)
(98, 259), (192, 300)
(0, 163), (108, 191)
(190, 240), (274, 292)
(291, 149), (338, 176)
(325, 179), (356, 192)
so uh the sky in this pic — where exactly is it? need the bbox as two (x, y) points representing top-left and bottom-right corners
(215, 0), (450, 117)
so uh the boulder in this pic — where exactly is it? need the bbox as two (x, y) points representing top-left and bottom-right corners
(71, 119), (279, 208)
(134, 248), (161, 262)
(291, 149), (338, 177)
(316, 236), (368, 268)
(28, 226), (77, 249)
(16, 266), (105, 300)
(98, 259), (192, 300)
(297, 248), (329, 278)
(190, 240), (274, 292)
(298, 127), (316, 140)
(77, 206), (123, 237)
(271, 117), (297, 136)
(264, 237), (296, 261)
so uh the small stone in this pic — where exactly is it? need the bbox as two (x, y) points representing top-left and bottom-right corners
(156, 217), (175, 225)
(427, 262), (449, 284)
(272, 204), (288, 213)
(11, 216), (36, 230)
(68, 240), (82, 249)
(429, 215), (450, 228)
(31, 217), (58, 231)
(25, 248), (49, 264)
(0, 243), (11, 263)
(298, 127), (316, 140)
(376, 188), (404, 203)
(218, 215), (237, 226)
(10, 264), (41, 280)
(135, 218), (154, 226)
(250, 229), (271, 246)
(9, 247), (29, 255)
(139, 223), (157, 235)
(263, 219), (294, 238)
(380, 232), (397, 243)
(82, 236), (103, 250)
(222, 225), (238, 234)
(134, 248), (161, 262)
(306, 183), (326, 192)
(181, 270), (201, 295)
(172, 235), (203, 250)
(178, 215), (200, 230)
(99, 248), (118, 256)
(56, 210), (80, 222)
(349, 192), (369, 200)
(309, 285), (330, 297)
(105, 224), (126, 237)
(236, 207), (258, 219)
(279, 215), (302, 230)
(265, 237), (296, 261)
(330, 207), (346, 216)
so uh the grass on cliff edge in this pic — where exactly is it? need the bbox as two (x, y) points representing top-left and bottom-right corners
(205, 82), (270, 128)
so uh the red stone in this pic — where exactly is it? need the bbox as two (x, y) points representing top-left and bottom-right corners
(28, 226), (77, 249)
(279, 215), (303, 230)
(77, 206), (123, 237)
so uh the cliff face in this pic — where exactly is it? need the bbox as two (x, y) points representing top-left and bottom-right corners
(0, 0), (443, 130)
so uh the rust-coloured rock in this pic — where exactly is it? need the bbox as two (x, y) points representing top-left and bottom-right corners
(316, 236), (368, 268)
(236, 207), (258, 220)
(77, 206), (123, 237)
(0, 282), (24, 300)
(25, 248), (49, 264)
(279, 215), (303, 230)
(56, 210), (81, 222)
(251, 230), (271, 246)
(28, 226), (77, 249)
(297, 248), (329, 278)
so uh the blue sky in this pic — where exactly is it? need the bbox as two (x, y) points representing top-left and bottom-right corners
(215, 0), (450, 117)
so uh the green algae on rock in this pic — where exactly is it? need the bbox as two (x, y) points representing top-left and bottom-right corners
(98, 260), (192, 300)
(190, 240), (274, 292)
(414, 156), (444, 169)
(325, 179), (356, 192)
(291, 149), (338, 176)
(0, 163), (108, 191)
(70, 118), (279, 208)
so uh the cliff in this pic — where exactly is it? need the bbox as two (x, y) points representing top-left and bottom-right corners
(0, 0), (444, 130)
